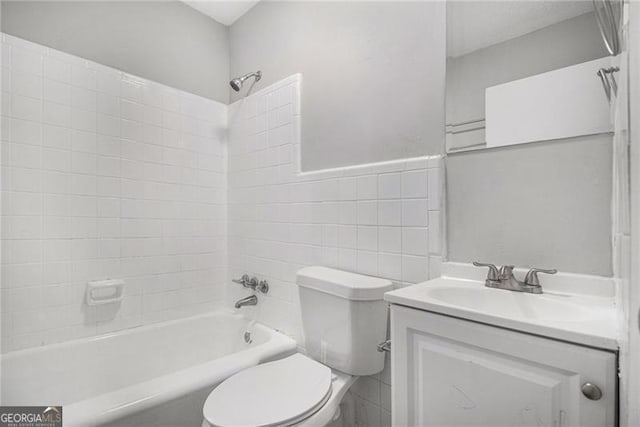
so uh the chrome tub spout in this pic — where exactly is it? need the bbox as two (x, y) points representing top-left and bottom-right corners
(235, 295), (258, 309)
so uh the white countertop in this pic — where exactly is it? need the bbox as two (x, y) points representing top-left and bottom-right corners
(384, 263), (619, 351)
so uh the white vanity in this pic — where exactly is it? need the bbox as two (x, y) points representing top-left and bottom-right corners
(385, 263), (619, 427)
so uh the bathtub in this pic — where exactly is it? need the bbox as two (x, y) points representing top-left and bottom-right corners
(1, 310), (297, 427)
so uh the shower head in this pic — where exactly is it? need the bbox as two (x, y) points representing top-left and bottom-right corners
(230, 70), (262, 92)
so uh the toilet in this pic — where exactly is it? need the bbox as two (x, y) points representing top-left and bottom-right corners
(202, 266), (393, 427)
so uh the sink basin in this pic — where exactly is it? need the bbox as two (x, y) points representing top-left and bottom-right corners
(384, 269), (619, 350)
(425, 286), (591, 322)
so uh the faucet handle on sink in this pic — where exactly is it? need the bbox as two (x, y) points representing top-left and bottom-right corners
(523, 267), (558, 286)
(473, 261), (499, 280)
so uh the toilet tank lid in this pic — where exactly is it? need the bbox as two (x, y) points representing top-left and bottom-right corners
(297, 266), (393, 301)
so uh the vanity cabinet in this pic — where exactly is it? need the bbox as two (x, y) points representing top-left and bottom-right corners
(391, 305), (617, 427)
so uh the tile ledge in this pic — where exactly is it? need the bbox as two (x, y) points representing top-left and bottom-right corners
(297, 154), (443, 180)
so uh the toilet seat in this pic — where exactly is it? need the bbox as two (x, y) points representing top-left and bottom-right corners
(203, 354), (333, 427)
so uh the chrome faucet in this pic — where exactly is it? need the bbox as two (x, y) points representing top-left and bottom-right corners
(235, 295), (258, 309)
(232, 274), (269, 294)
(473, 262), (557, 294)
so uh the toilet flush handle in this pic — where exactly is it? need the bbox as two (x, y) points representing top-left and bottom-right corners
(377, 339), (391, 353)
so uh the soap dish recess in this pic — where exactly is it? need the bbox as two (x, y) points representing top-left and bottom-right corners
(86, 279), (125, 306)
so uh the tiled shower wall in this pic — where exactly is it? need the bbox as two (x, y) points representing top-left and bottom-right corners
(226, 74), (443, 425)
(0, 34), (228, 352)
(1, 34), (442, 424)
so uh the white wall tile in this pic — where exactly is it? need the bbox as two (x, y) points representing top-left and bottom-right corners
(428, 166), (441, 211)
(338, 225), (357, 249)
(43, 101), (71, 127)
(12, 70), (41, 99)
(357, 226), (378, 251)
(12, 48), (42, 76)
(378, 227), (401, 254)
(357, 175), (378, 200)
(44, 56), (71, 83)
(402, 227), (429, 256)
(378, 252), (402, 281)
(44, 79), (71, 105)
(11, 94), (42, 122)
(357, 250), (378, 276)
(338, 177), (357, 201)
(43, 124), (69, 149)
(401, 169), (428, 198)
(378, 200), (401, 226)
(357, 200), (377, 225)
(378, 172), (401, 199)
(11, 143), (41, 169)
(1, 35), (228, 352)
(402, 198), (429, 227)
(71, 86), (97, 112)
(402, 254), (429, 283)
(71, 64), (96, 90)
(12, 118), (42, 145)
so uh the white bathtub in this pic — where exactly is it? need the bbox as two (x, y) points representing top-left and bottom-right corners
(1, 310), (297, 427)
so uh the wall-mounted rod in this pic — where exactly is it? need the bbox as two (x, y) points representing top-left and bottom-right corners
(597, 66), (620, 102)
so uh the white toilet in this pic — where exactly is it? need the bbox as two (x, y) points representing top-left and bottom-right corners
(202, 266), (393, 427)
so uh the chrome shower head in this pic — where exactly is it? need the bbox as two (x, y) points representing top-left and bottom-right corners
(229, 70), (262, 92)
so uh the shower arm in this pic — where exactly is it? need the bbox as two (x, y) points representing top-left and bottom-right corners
(241, 71), (262, 83)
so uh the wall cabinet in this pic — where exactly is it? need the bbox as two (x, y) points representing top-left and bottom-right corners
(391, 305), (617, 427)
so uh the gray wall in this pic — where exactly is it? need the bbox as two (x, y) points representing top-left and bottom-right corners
(1, 1), (229, 103)
(230, 1), (446, 171)
(446, 134), (613, 276)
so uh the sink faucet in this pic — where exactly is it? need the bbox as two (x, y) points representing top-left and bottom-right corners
(473, 262), (557, 294)
(235, 295), (258, 309)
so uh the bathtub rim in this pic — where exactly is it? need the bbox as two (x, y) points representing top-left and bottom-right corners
(1, 309), (274, 360)
(2, 309), (297, 427)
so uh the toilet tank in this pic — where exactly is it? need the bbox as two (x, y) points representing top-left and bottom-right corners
(296, 266), (393, 376)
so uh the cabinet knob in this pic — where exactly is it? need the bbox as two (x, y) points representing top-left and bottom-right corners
(581, 382), (603, 400)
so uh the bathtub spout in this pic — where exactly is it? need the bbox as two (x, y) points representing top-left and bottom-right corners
(235, 295), (258, 309)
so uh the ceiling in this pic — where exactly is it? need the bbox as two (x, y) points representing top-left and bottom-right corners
(185, 1), (594, 50)
(183, 0), (260, 26)
(447, 0), (595, 57)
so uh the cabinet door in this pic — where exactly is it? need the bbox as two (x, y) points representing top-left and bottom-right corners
(391, 305), (617, 427)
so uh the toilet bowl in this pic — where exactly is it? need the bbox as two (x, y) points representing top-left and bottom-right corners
(202, 266), (392, 427)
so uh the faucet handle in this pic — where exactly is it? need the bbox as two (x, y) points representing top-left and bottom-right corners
(473, 261), (499, 280)
(523, 268), (558, 286)
(256, 279), (269, 294)
(232, 274), (251, 286)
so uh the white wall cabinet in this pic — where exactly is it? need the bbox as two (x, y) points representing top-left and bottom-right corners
(391, 305), (617, 427)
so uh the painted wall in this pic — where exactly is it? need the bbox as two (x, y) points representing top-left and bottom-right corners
(446, 135), (613, 276)
(229, 1), (446, 171)
(1, 1), (229, 103)
(0, 34), (228, 352)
